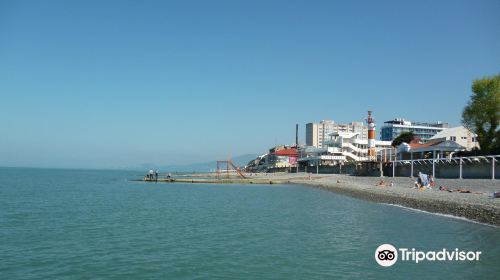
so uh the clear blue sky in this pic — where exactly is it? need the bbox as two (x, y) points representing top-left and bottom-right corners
(1, 0), (499, 169)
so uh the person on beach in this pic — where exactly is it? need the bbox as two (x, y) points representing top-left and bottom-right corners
(439, 186), (452, 192)
(415, 172), (432, 190)
(376, 180), (393, 187)
(429, 175), (436, 187)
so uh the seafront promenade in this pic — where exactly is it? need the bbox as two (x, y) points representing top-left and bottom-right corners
(139, 173), (500, 226)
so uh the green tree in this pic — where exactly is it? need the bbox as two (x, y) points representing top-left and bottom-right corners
(462, 74), (500, 154)
(391, 131), (415, 147)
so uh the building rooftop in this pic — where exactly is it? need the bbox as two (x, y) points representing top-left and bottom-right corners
(408, 139), (465, 153)
(272, 149), (299, 157)
(430, 126), (476, 139)
(383, 118), (448, 128)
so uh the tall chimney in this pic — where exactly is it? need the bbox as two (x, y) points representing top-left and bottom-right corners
(295, 124), (299, 147)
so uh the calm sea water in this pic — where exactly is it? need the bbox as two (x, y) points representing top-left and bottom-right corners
(1, 168), (499, 279)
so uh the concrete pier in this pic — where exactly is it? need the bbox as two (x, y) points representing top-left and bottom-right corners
(134, 176), (311, 185)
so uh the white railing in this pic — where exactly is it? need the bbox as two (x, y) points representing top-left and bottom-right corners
(342, 151), (369, 162)
(391, 155), (499, 180)
(298, 155), (346, 162)
(342, 143), (364, 153)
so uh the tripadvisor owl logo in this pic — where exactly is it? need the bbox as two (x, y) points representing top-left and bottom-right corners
(375, 244), (482, 267)
(375, 244), (398, 267)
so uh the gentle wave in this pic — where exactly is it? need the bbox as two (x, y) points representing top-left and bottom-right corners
(380, 203), (499, 228)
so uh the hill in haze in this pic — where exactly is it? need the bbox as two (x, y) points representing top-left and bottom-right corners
(134, 154), (260, 172)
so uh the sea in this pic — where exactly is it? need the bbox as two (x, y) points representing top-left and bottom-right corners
(1, 167), (499, 279)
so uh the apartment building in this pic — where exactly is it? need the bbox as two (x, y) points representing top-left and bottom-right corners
(306, 120), (368, 148)
(380, 118), (448, 141)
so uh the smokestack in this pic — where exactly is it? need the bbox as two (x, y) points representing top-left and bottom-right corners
(295, 124), (299, 147)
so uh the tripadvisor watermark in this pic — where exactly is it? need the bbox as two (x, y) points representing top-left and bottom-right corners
(375, 244), (481, 267)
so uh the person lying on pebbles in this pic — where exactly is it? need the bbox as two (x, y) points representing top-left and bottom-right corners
(439, 186), (453, 192)
(375, 180), (393, 187)
(438, 186), (484, 194)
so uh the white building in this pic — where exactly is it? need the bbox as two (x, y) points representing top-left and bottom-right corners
(299, 131), (392, 165)
(429, 126), (479, 151)
(306, 120), (368, 148)
(380, 118), (448, 141)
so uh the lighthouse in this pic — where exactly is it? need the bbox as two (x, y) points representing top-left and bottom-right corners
(367, 111), (376, 159)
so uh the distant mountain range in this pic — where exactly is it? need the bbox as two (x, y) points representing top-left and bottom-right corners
(133, 154), (260, 172)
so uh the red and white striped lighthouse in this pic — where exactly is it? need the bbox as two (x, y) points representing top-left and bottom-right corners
(367, 111), (376, 158)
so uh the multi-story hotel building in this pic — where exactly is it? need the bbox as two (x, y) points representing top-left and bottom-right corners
(380, 118), (448, 141)
(306, 120), (368, 148)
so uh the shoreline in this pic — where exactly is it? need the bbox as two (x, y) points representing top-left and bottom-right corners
(295, 179), (500, 226)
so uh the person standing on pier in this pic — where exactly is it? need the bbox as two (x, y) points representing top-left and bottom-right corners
(154, 170), (158, 182)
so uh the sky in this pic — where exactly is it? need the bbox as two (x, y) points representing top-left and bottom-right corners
(0, 0), (499, 169)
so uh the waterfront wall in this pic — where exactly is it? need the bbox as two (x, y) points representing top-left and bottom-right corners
(383, 161), (499, 179)
(267, 161), (498, 179)
(269, 163), (381, 177)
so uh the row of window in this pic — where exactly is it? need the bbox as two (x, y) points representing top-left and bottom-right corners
(450, 136), (477, 142)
